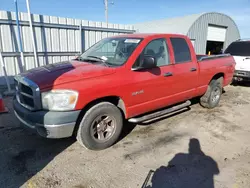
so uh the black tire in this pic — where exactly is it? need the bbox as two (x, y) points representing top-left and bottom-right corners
(200, 77), (223, 109)
(76, 102), (123, 150)
(231, 79), (238, 86)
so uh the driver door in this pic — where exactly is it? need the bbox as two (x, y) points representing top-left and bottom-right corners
(126, 37), (176, 117)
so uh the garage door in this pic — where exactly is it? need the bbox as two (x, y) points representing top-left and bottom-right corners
(207, 25), (227, 42)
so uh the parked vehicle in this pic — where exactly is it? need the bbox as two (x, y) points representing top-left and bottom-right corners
(224, 39), (250, 82)
(13, 34), (235, 150)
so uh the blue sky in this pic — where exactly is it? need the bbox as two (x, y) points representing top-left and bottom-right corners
(1, 0), (249, 37)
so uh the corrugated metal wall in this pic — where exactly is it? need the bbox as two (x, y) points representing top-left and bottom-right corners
(187, 12), (240, 54)
(0, 10), (134, 88)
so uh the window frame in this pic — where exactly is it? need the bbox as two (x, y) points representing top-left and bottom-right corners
(132, 37), (171, 69)
(170, 37), (192, 64)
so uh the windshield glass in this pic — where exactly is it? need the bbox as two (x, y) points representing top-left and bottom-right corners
(225, 41), (250, 56)
(79, 37), (142, 66)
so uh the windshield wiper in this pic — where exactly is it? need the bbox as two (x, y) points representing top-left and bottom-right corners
(75, 56), (85, 61)
(75, 56), (111, 67)
(87, 56), (106, 61)
(86, 56), (111, 67)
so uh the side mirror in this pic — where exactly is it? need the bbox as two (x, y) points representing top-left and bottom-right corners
(132, 55), (156, 71)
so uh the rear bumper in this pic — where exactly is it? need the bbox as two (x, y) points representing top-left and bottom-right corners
(13, 98), (81, 138)
(233, 70), (250, 81)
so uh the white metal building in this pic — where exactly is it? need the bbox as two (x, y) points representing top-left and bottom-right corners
(134, 12), (241, 55)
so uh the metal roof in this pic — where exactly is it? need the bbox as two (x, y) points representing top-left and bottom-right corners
(134, 13), (204, 34)
(134, 12), (240, 54)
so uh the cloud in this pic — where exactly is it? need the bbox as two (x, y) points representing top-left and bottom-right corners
(220, 7), (250, 38)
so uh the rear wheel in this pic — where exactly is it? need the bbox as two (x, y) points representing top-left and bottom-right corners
(76, 102), (123, 150)
(200, 78), (223, 109)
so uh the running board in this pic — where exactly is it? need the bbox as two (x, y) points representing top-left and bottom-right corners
(128, 100), (191, 123)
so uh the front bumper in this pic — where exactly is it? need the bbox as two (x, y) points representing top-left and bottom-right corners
(13, 98), (81, 138)
(233, 70), (250, 81)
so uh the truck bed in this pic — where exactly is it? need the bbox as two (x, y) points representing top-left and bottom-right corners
(197, 54), (231, 62)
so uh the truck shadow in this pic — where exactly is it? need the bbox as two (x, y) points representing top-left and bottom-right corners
(118, 105), (192, 142)
(141, 138), (220, 188)
(119, 98), (203, 140)
(0, 97), (75, 188)
(231, 81), (250, 87)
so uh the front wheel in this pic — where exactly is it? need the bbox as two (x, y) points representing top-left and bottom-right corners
(200, 78), (223, 109)
(76, 102), (123, 150)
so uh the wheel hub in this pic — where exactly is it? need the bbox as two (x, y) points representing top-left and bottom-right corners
(91, 115), (116, 142)
(211, 87), (220, 103)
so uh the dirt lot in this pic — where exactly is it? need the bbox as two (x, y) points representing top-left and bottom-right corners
(1, 84), (250, 188)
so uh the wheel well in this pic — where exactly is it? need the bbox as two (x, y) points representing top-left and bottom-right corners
(211, 73), (224, 83)
(73, 96), (126, 135)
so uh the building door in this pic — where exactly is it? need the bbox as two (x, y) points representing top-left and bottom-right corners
(206, 25), (227, 55)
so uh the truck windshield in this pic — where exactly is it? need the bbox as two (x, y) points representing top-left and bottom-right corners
(225, 41), (250, 57)
(79, 37), (142, 66)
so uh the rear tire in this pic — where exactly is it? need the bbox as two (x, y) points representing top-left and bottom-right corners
(200, 77), (223, 109)
(76, 102), (123, 150)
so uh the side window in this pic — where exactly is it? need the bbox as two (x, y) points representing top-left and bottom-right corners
(170, 38), (191, 64)
(144, 39), (170, 66)
(133, 38), (170, 68)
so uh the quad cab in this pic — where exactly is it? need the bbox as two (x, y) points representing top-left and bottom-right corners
(14, 33), (235, 150)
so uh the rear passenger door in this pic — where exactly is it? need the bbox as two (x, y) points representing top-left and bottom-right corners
(169, 37), (199, 100)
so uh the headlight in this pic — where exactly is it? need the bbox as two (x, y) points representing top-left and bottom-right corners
(42, 90), (78, 111)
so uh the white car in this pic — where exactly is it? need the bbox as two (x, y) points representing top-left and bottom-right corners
(224, 39), (250, 82)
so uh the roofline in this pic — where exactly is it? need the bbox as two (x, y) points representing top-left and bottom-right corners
(188, 12), (241, 37)
(109, 33), (187, 39)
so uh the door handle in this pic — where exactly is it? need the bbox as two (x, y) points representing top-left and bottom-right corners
(164, 72), (173, 77)
(190, 67), (197, 72)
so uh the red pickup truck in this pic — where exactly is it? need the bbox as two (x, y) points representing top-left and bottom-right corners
(13, 33), (235, 150)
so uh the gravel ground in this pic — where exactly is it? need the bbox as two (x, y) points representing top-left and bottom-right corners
(1, 84), (250, 188)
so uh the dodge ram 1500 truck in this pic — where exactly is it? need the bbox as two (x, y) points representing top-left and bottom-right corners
(13, 33), (235, 150)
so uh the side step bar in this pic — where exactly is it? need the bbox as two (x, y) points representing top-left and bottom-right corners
(128, 100), (191, 123)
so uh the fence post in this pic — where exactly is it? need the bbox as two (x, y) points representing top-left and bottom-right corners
(79, 23), (82, 54)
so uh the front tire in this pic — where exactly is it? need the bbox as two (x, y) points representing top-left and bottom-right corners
(76, 102), (123, 150)
(200, 78), (223, 109)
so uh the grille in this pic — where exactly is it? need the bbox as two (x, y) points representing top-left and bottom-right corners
(14, 76), (41, 111)
(20, 84), (33, 95)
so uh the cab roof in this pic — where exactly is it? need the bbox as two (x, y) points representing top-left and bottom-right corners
(111, 33), (187, 39)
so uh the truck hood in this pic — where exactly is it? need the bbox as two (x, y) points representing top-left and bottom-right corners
(20, 60), (116, 89)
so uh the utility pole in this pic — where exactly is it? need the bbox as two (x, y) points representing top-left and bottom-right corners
(26, 0), (39, 68)
(104, 0), (114, 24)
(104, 0), (108, 24)
(14, 0), (25, 73)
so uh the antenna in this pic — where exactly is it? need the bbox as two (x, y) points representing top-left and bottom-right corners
(103, 0), (114, 24)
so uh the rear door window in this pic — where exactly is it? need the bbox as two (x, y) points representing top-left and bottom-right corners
(224, 41), (250, 56)
(170, 38), (191, 64)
